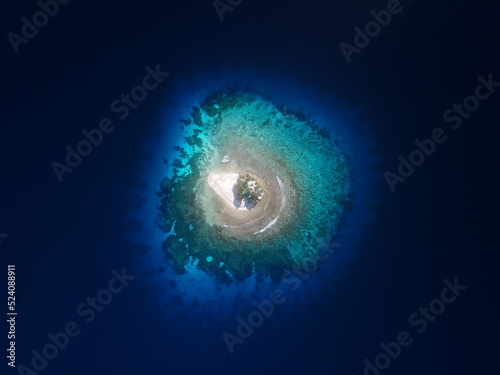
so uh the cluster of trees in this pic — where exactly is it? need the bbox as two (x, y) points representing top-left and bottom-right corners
(232, 174), (264, 209)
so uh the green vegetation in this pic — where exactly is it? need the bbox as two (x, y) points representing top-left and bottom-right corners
(233, 174), (264, 208)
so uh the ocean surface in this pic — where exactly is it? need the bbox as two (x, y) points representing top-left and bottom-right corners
(1, 1), (499, 374)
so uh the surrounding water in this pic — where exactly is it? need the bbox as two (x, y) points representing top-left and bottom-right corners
(132, 67), (375, 327)
(1, 1), (499, 375)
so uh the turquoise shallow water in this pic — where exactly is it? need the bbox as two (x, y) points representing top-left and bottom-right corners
(131, 67), (378, 321)
(159, 90), (351, 282)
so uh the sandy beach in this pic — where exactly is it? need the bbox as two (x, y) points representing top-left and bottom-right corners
(205, 168), (287, 236)
(207, 172), (244, 209)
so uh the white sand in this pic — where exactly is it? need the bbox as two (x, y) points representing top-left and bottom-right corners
(253, 177), (285, 234)
(254, 215), (279, 234)
(207, 172), (243, 209)
(276, 176), (286, 210)
(207, 171), (285, 234)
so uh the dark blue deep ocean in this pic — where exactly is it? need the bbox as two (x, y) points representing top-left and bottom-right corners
(1, 1), (499, 374)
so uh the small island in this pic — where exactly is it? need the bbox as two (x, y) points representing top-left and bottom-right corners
(158, 91), (351, 282)
(232, 174), (264, 209)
